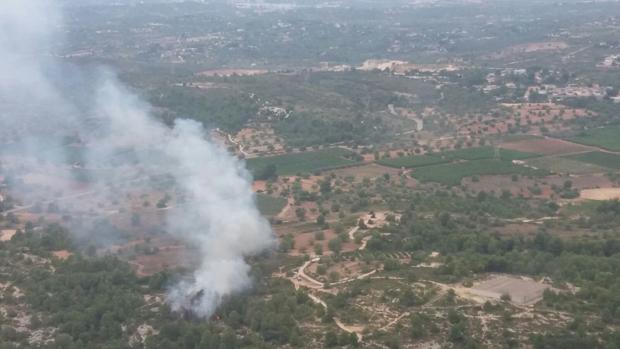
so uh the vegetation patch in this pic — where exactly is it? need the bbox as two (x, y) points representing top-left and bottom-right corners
(246, 148), (362, 177)
(411, 159), (547, 185)
(377, 154), (449, 169)
(564, 151), (620, 170)
(446, 147), (539, 161)
(378, 146), (539, 169)
(569, 125), (620, 151)
(256, 194), (287, 216)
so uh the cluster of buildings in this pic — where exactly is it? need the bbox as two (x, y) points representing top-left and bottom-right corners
(525, 84), (610, 101)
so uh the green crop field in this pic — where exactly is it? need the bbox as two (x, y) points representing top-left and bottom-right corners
(564, 152), (620, 170)
(411, 159), (547, 186)
(246, 148), (361, 176)
(377, 146), (539, 169)
(448, 147), (540, 161)
(377, 154), (449, 168)
(569, 125), (620, 151)
(256, 194), (287, 216)
(527, 156), (608, 174)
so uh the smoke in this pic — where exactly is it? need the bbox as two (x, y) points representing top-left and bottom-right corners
(0, 0), (274, 318)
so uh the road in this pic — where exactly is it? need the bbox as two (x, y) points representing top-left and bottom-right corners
(2, 189), (97, 215)
(285, 222), (381, 342)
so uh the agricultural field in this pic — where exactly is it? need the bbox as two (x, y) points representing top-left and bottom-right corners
(500, 137), (595, 155)
(246, 148), (362, 176)
(564, 151), (620, 170)
(569, 125), (620, 151)
(377, 154), (449, 169)
(526, 156), (610, 174)
(5, 1), (620, 349)
(378, 146), (539, 169)
(411, 159), (547, 186)
(256, 193), (287, 216)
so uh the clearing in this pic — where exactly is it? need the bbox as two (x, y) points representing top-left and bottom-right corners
(458, 275), (552, 306)
(526, 156), (608, 175)
(500, 137), (595, 155)
(198, 68), (269, 77)
(328, 163), (403, 181)
(580, 188), (620, 201)
(0, 229), (17, 242)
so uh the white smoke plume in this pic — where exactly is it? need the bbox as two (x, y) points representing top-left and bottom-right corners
(0, 0), (275, 318)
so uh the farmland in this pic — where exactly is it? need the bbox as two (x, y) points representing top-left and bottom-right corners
(527, 156), (609, 174)
(378, 146), (539, 169)
(256, 194), (287, 216)
(500, 137), (595, 155)
(564, 152), (620, 170)
(377, 154), (448, 169)
(411, 159), (547, 185)
(246, 148), (362, 176)
(581, 188), (620, 201)
(4, 0), (620, 348)
(569, 125), (620, 151)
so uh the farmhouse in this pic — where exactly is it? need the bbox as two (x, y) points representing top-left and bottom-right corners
(549, 84), (606, 100)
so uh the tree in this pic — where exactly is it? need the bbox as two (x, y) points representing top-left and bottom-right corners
(320, 180), (332, 195)
(325, 331), (338, 347)
(295, 207), (306, 221)
(280, 234), (295, 252)
(220, 329), (237, 349)
(449, 323), (466, 343)
(328, 238), (342, 254)
(314, 243), (323, 256)
(156, 197), (168, 209)
(328, 271), (340, 282)
(131, 213), (141, 226)
(317, 215), (327, 227)
(340, 332), (358, 346)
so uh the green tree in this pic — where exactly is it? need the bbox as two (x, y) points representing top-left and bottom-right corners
(328, 238), (342, 254)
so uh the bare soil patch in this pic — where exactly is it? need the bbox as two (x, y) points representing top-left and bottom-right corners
(307, 260), (366, 281)
(463, 174), (542, 198)
(252, 180), (267, 192)
(459, 103), (593, 137)
(329, 163), (401, 180)
(198, 69), (268, 77)
(52, 250), (73, 260)
(501, 138), (595, 155)
(459, 275), (551, 305)
(234, 126), (285, 157)
(0, 229), (17, 241)
(131, 245), (189, 276)
(489, 41), (568, 59)
(581, 188), (620, 201)
(287, 228), (357, 256)
(545, 174), (613, 190)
